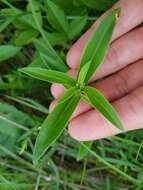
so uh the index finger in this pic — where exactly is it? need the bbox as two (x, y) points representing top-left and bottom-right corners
(67, 0), (143, 69)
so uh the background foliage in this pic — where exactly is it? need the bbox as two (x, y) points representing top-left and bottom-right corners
(0, 0), (143, 189)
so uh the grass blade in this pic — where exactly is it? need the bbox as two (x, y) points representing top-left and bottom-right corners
(33, 87), (81, 161)
(68, 16), (87, 40)
(85, 86), (124, 130)
(79, 141), (140, 185)
(6, 95), (48, 114)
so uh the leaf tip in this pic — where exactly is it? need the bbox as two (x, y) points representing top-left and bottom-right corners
(115, 118), (124, 131)
(119, 122), (125, 131)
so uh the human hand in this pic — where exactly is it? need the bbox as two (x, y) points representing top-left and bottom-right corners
(50, 0), (143, 141)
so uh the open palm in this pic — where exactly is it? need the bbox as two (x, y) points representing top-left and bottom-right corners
(51, 0), (143, 141)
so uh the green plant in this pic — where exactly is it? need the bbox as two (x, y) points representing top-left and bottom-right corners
(20, 9), (123, 162)
(1, 1), (143, 189)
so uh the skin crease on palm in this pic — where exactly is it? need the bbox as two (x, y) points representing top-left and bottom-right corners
(50, 0), (143, 141)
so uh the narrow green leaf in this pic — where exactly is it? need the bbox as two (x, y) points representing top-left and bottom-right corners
(20, 67), (76, 87)
(19, 13), (42, 30)
(68, 16), (87, 40)
(14, 30), (39, 46)
(0, 45), (21, 62)
(34, 39), (68, 71)
(44, 31), (67, 46)
(1, 8), (42, 30)
(29, 0), (56, 52)
(77, 141), (93, 161)
(27, 0), (40, 12)
(33, 87), (81, 161)
(51, 0), (75, 12)
(1, 8), (22, 17)
(79, 0), (116, 11)
(85, 86), (124, 130)
(6, 95), (48, 114)
(45, 0), (69, 33)
(79, 9), (120, 83)
(4, 8), (42, 31)
(30, 0), (68, 72)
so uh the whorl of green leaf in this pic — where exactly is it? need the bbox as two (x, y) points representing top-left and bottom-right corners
(19, 9), (123, 162)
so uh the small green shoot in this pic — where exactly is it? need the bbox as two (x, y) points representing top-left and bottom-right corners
(20, 9), (123, 162)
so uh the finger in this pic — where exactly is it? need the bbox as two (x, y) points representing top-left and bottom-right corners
(50, 59), (143, 118)
(68, 85), (143, 141)
(67, 0), (143, 69)
(49, 99), (57, 112)
(94, 59), (143, 102)
(51, 84), (65, 99)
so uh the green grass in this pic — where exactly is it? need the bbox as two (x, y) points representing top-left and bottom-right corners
(0, 0), (143, 189)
